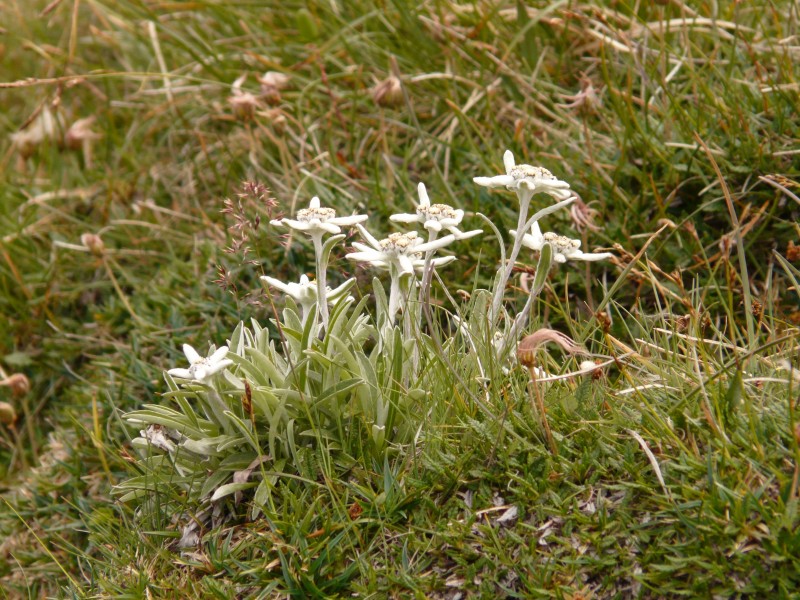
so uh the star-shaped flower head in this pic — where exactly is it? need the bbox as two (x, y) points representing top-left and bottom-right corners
(346, 226), (456, 276)
(261, 274), (354, 314)
(168, 344), (233, 383)
(474, 150), (572, 200)
(390, 183), (482, 239)
(510, 226), (613, 263)
(270, 196), (367, 237)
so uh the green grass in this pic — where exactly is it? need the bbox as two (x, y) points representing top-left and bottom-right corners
(1, 0), (799, 597)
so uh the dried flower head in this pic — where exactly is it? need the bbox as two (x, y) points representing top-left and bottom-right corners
(80, 233), (105, 256)
(259, 71), (290, 104)
(787, 241), (800, 262)
(10, 106), (64, 158)
(0, 401), (16, 425)
(64, 116), (102, 167)
(569, 196), (601, 233)
(0, 373), (30, 397)
(229, 74), (262, 120)
(372, 75), (403, 108)
(557, 75), (603, 114)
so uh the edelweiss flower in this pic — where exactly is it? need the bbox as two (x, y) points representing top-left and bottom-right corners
(390, 182), (482, 239)
(168, 344), (233, 383)
(346, 226), (456, 275)
(511, 225), (613, 263)
(270, 196), (367, 237)
(473, 150), (572, 200)
(261, 274), (353, 312)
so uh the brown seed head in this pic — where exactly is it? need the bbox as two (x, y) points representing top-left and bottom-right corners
(0, 401), (16, 425)
(372, 76), (403, 108)
(787, 241), (800, 262)
(517, 335), (539, 368)
(259, 71), (290, 104)
(80, 233), (105, 256)
(64, 116), (101, 151)
(1, 373), (30, 397)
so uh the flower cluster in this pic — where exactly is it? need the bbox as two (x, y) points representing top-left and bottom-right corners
(474, 150), (612, 336)
(123, 150), (614, 526)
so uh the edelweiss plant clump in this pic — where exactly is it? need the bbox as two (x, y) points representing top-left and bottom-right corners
(120, 151), (613, 535)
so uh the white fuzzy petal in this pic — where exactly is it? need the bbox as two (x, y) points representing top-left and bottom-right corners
(416, 233), (456, 253)
(262, 276), (291, 294)
(329, 214), (368, 227)
(398, 254), (416, 275)
(390, 213), (420, 224)
(345, 250), (385, 263)
(318, 222), (341, 234)
(206, 359), (233, 376)
(574, 251), (613, 262)
(209, 346), (229, 363)
(350, 242), (375, 253)
(183, 344), (201, 364)
(503, 150), (515, 173)
(355, 223), (382, 250)
(547, 188), (573, 201)
(309, 196), (321, 209)
(168, 368), (193, 379)
(474, 175), (512, 188)
(281, 219), (311, 231)
(424, 220), (443, 233)
(429, 256), (456, 268)
(452, 228), (482, 240)
(417, 182), (430, 207)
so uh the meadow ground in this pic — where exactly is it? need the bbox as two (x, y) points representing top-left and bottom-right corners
(1, 1), (799, 597)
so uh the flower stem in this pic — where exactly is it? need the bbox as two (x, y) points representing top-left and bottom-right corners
(490, 189), (532, 323)
(312, 234), (328, 330)
(419, 230), (438, 331)
(388, 269), (401, 326)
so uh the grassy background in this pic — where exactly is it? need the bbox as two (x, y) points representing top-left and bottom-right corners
(1, 0), (799, 597)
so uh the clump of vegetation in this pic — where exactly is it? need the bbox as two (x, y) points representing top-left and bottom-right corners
(120, 151), (614, 540)
(1, 1), (799, 597)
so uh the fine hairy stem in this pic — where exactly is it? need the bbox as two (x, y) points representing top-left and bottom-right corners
(312, 234), (329, 330)
(388, 268), (402, 326)
(490, 189), (532, 323)
(419, 229), (439, 335)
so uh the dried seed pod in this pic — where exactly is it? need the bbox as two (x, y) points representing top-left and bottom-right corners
(0, 401), (16, 425)
(517, 335), (538, 369)
(0, 373), (30, 397)
(372, 75), (403, 108)
(80, 233), (105, 256)
(259, 71), (290, 105)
